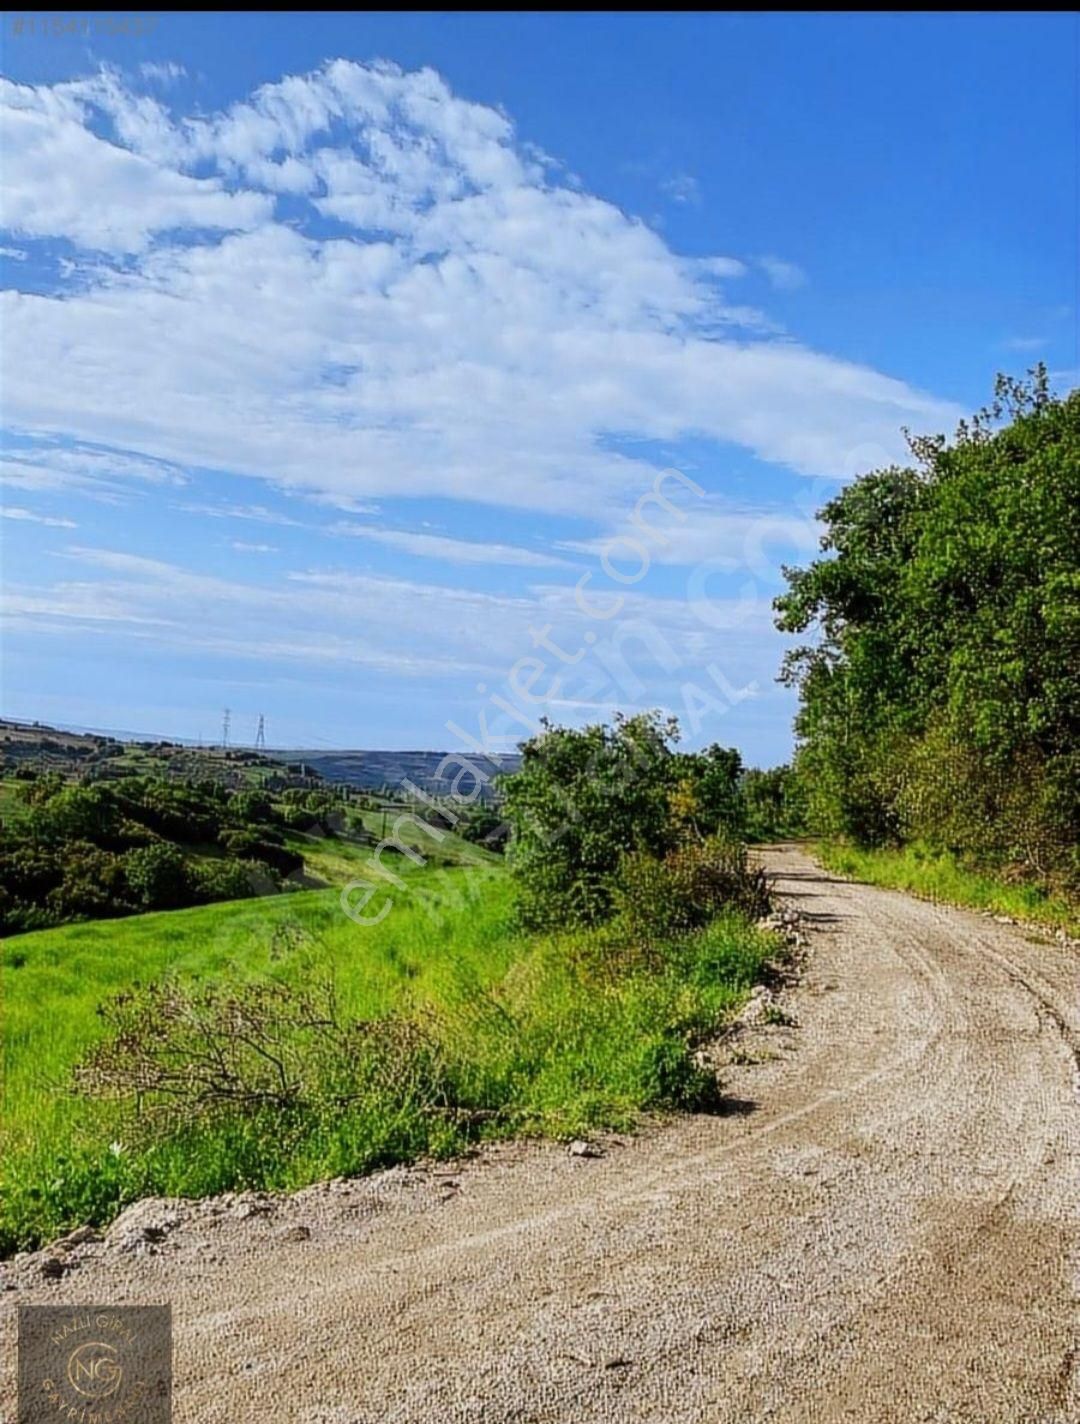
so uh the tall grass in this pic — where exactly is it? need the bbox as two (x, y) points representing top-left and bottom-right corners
(817, 841), (1078, 934)
(1, 866), (775, 1253)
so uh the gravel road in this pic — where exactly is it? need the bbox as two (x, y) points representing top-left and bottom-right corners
(4, 845), (1078, 1423)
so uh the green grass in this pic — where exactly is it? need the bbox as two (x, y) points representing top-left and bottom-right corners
(285, 821), (495, 888)
(817, 841), (1079, 935)
(1, 866), (775, 1254)
(0, 779), (31, 824)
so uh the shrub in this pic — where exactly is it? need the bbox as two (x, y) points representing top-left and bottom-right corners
(228, 790), (276, 827)
(189, 858), (264, 903)
(123, 843), (191, 910)
(25, 785), (121, 847)
(75, 979), (454, 1133)
(613, 833), (770, 945)
(503, 712), (684, 929)
(218, 828), (302, 878)
(459, 805), (510, 853)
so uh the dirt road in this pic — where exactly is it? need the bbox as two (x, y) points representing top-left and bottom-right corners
(4, 846), (1078, 1422)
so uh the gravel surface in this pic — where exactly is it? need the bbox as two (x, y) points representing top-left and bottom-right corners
(3, 845), (1078, 1423)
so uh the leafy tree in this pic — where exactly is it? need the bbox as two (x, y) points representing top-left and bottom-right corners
(229, 790), (276, 826)
(502, 712), (751, 927)
(25, 785), (121, 847)
(218, 828), (302, 879)
(459, 804), (510, 853)
(677, 744), (744, 836)
(776, 369), (1079, 883)
(123, 843), (191, 910)
(740, 766), (806, 841)
(503, 711), (684, 928)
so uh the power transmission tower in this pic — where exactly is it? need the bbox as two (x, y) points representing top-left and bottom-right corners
(222, 707), (231, 749)
(254, 714), (266, 752)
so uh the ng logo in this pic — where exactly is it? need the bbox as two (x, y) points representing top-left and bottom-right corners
(18, 1304), (171, 1424)
(67, 1339), (123, 1399)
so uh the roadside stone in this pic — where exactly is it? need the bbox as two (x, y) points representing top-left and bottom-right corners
(106, 1197), (184, 1252)
(567, 1140), (603, 1159)
(233, 1194), (275, 1220)
(59, 1224), (101, 1250)
(277, 1224), (312, 1242)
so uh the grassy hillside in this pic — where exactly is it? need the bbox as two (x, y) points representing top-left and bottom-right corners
(1, 862), (775, 1253)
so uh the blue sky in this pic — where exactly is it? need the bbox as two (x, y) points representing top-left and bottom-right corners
(1, 12), (1076, 762)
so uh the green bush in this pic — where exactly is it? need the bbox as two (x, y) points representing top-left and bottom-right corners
(217, 829), (302, 879)
(614, 834), (770, 945)
(459, 805), (510, 853)
(189, 858), (264, 903)
(505, 713), (699, 929)
(123, 843), (191, 910)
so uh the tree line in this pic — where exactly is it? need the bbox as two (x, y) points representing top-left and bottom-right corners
(0, 776), (355, 933)
(775, 369), (1078, 891)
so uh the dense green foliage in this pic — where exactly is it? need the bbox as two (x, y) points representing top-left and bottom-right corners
(776, 371), (1079, 890)
(502, 712), (750, 929)
(0, 776), (353, 933)
(0, 867), (776, 1253)
(457, 802), (512, 853)
(739, 765), (807, 842)
(613, 833), (770, 944)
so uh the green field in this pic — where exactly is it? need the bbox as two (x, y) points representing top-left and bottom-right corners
(817, 842), (1079, 935)
(1, 860), (775, 1254)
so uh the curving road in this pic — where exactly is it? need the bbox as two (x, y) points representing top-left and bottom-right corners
(4, 846), (1078, 1422)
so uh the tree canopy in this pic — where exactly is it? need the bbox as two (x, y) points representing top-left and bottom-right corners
(775, 369), (1079, 885)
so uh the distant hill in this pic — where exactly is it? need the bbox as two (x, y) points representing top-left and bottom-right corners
(266, 749), (521, 799)
(0, 718), (522, 800)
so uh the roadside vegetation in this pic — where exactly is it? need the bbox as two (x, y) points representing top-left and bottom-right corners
(1, 712), (778, 1254)
(817, 842), (1078, 935)
(776, 369), (1078, 910)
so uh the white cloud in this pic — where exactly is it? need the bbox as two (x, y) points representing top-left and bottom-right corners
(758, 255), (807, 291)
(331, 523), (570, 567)
(4, 544), (779, 705)
(1, 505), (77, 527)
(1, 61), (959, 522)
(139, 62), (186, 87)
(0, 445), (187, 498)
(1001, 335), (1045, 353)
(0, 79), (272, 253)
(230, 539), (277, 553)
(661, 172), (701, 205)
(178, 501), (302, 527)
(560, 501), (823, 575)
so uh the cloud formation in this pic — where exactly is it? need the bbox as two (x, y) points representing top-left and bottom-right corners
(1, 60), (959, 522)
(331, 523), (570, 567)
(2, 505), (77, 528)
(758, 255), (807, 291)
